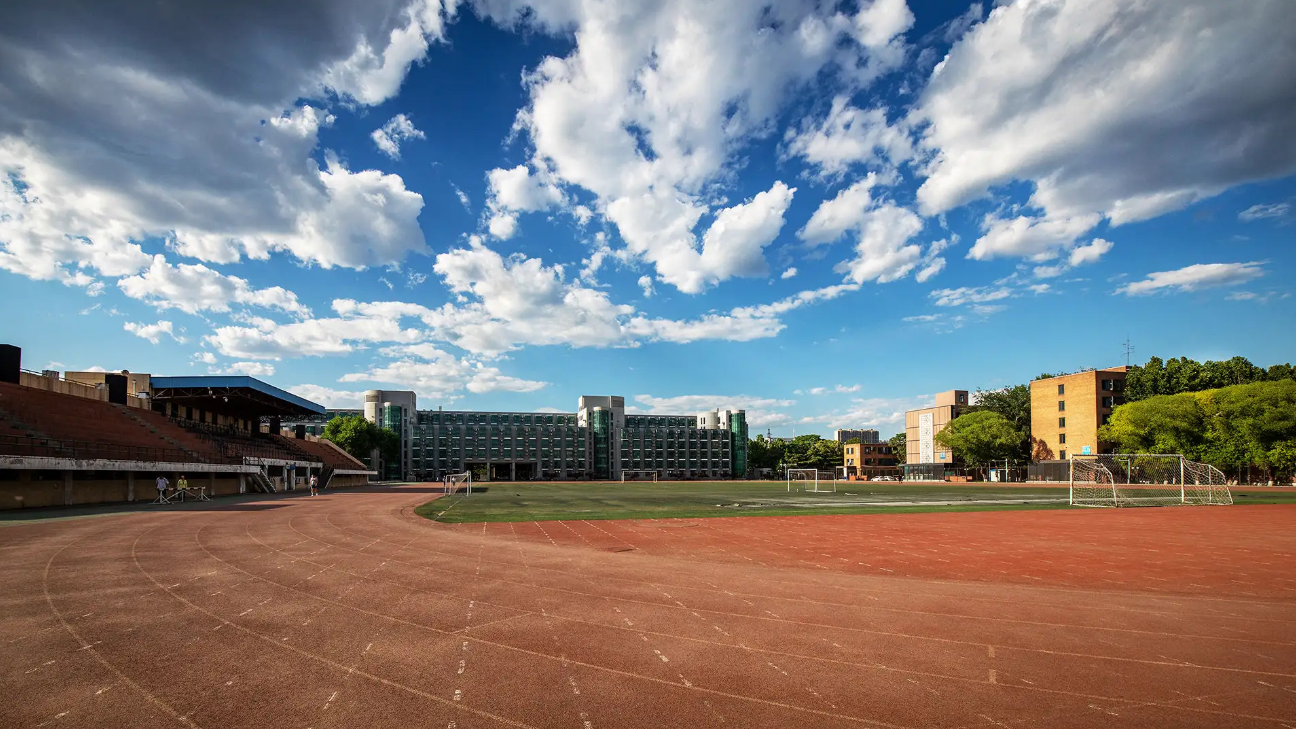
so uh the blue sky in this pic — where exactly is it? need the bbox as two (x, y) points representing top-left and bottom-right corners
(2, 0), (1294, 437)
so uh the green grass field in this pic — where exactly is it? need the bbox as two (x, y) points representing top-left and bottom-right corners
(413, 480), (1296, 524)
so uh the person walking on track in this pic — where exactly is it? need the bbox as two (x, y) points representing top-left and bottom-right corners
(309, 474), (318, 496)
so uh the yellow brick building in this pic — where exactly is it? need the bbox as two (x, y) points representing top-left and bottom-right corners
(1029, 368), (1127, 460)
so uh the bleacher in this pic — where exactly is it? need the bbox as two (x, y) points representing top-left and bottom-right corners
(0, 380), (223, 463)
(269, 435), (366, 470)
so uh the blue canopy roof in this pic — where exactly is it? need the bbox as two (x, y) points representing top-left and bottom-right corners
(150, 376), (326, 415)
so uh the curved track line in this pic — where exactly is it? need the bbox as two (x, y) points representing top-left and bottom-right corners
(42, 528), (202, 728)
(278, 512), (1296, 647)
(238, 517), (1296, 680)
(188, 521), (913, 729)
(129, 525), (539, 729)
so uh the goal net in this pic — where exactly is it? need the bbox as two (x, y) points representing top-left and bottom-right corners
(446, 472), (472, 495)
(621, 470), (659, 482)
(1070, 454), (1232, 507)
(787, 468), (835, 493)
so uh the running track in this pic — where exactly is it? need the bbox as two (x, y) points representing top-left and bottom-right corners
(3, 485), (1295, 728)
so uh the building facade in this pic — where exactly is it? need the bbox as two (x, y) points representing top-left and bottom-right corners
(288, 392), (748, 481)
(842, 442), (899, 478)
(834, 428), (880, 443)
(1029, 368), (1127, 461)
(903, 389), (968, 479)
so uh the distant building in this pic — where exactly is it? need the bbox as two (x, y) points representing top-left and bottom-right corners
(834, 428), (880, 443)
(903, 390), (968, 480)
(842, 442), (899, 479)
(286, 392), (748, 481)
(1029, 368), (1128, 461)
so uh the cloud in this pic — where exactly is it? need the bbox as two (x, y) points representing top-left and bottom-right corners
(929, 286), (1011, 307)
(217, 361), (276, 377)
(321, 0), (457, 105)
(487, 0), (914, 292)
(0, 3), (435, 284)
(629, 393), (795, 428)
(835, 203), (925, 284)
(286, 384), (367, 410)
(483, 164), (565, 240)
(784, 96), (912, 177)
(915, 0), (1296, 232)
(637, 275), (655, 298)
(118, 254), (310, 316)
(798, 173), (887, 247)
(800, 395), (929, 433)
(781, 267), (798, 280)
(193, 352), (218, 365)
(341, 344), (546, 398)
(1119, 262), (1265, 296)
(1067, 238), (1114, 267)
(124, 320), (180, 344)
(371, 113), (426, 158)
(607, 182), (796, 293)
(1238, 203), (1290, 222)
(968, 213), (1101, 261)
(451, 183), (471, 211)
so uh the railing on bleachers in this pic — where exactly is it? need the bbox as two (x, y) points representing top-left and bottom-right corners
(0, 432), (212, 464)
(170, 417), (305, 463)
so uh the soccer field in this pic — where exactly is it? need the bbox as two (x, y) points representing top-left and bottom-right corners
(417, 480), (1296, 523)
(417, 480), (1077, 523)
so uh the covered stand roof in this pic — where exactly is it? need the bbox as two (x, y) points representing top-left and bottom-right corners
(149, 376), (326, 418)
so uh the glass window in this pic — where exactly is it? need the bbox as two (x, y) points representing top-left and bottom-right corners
(1102, 396), (1114, 408)
(1059, 417), (1066, 428)
(1058, 400), (1065, 412)
(1059, 450), (1067, 459)
(1057, 383), (1065, 395)
(1058, 433), (1066, 444)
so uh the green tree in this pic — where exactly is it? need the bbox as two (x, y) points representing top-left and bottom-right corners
(889, 432), (906, 463)
(933, 411), (1023, 467)
(970, 384), (1032, 461)
(1098, 392), (1208, 457)
(1100, 380), (1296, 480)
(321, 415), (399, 464)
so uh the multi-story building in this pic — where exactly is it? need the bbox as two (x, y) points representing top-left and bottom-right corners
(834, 428), (880, 443)
(842, 442), (899, 479)
(287, 392), (748, 481)
(1029, 368), (1127, 460)
(903, 389), (968, 479)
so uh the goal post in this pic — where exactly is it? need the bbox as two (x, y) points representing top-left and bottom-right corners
(446, 471), (472, 495)
(786, 468), (835, 493)
(620, 470), (659, 482)
(1070, 454), (1232, 507)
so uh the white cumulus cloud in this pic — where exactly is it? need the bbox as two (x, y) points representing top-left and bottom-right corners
(1119, 262), (1265, 296)
(371, 113), (426, 159)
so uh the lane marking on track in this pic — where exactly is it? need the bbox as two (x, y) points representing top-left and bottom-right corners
(229, 527), (1296, 694)
(43, 528), (202, 728)
(190, 499), (1295, 727)
(295, 517), (1296, 644)
(324, 690), (338, 710)
(323, 500), (1296, 625)
(988, 670), (996, 684)
(133, 527), (538, 729)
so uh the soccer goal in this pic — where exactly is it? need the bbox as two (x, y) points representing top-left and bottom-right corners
(621, 470), (659, 482)
(1070, 454), (1232, 507)
(446, 471), (472, 495)
(787, 468), (835, 493)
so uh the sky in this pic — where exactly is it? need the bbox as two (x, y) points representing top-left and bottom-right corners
(2, 0), (1294, 438)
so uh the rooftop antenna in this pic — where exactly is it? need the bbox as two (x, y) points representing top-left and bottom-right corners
(1122, 336), (1135, 368)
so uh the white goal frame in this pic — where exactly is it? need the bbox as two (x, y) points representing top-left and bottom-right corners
(787, 468), (835, 493)
(621, 470), (659, 482)
(1070, 454), (1232, 507)
(446, 471), (472, 495)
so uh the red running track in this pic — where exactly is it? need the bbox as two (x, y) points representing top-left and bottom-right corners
(2, 485), (1295, 729)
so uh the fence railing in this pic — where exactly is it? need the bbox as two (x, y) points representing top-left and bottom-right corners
(0, 433), (215, 464)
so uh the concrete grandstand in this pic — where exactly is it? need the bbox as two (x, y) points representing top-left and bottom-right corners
(0, 344), (375, 510)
